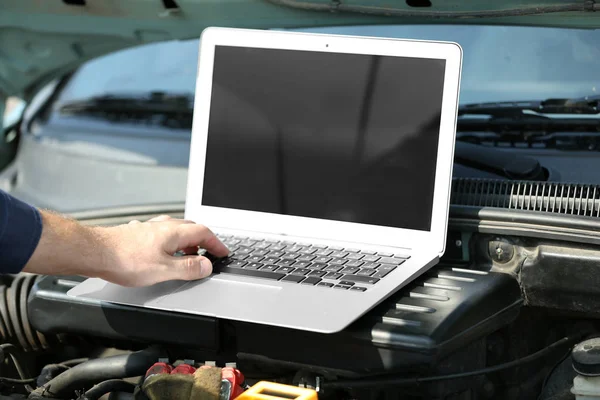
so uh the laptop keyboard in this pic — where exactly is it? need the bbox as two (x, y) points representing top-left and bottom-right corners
(205, 234), (410, 292)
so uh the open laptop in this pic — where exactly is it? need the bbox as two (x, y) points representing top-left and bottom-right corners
(68, 27), (462, 334)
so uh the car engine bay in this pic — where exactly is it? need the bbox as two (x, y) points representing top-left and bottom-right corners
(0, 178), (599, 399)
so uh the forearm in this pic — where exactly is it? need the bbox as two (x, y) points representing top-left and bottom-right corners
(23, 210), (109, 278)
(1, 190), (226, 287)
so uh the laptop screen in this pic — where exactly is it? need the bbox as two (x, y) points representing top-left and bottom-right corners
(202, 45), (446, 232)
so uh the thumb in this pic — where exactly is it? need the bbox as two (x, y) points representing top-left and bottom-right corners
(165, 255), (213, 281)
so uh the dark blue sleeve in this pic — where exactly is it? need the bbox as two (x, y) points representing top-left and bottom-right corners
(0, 190), (43, 274)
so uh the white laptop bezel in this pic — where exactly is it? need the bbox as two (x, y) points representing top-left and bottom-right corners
(185, 27), (462, 255)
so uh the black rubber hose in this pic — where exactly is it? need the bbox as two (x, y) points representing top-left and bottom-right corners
(0, 274), (53, 351)
(80, 379), (136, 400)
(32, 347), (161, 399)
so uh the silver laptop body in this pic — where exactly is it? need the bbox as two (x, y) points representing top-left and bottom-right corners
(68, 27), (463, 333)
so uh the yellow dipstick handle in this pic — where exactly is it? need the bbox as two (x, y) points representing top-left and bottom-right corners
(236, 381), (318, 400)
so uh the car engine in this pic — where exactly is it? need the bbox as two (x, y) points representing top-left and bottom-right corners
(1, 178), (600, 400)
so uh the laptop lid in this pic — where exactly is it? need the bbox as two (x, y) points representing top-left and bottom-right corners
(185, 27), (462, 255)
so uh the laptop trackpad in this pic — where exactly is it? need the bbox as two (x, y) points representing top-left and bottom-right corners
(152, 275), (282, 317)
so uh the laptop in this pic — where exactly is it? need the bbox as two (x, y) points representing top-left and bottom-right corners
(68, 27), (463, 334)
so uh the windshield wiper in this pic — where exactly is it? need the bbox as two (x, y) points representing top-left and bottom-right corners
(457, 95), (600, 134)
(459, 95), (600, 117)
(59, 92), (194, 129)
(457, 96), (600, 150)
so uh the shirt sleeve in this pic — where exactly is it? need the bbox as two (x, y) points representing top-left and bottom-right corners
(0, 190), (43, 274)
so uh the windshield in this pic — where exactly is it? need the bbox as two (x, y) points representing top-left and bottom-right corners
(7, 24), (600, 212)
(57, 25), (600, 106)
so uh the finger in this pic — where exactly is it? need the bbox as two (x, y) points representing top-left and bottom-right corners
(147, 215), (173, 222)
(128, 220), (141, 225)
(164, 255), (212, 281)
(174, 224), (229, 257)
(151, 217), (196, 225)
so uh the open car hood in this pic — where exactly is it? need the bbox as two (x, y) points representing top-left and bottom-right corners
(1, 0), (600, 104)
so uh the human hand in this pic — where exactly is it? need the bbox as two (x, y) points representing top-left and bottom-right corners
(95, 215), (229, 287)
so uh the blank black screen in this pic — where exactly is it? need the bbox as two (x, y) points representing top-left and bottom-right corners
(202, 45), (446, 231)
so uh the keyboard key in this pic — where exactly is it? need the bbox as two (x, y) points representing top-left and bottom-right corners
(254, 242), (271, 250)
(268, 250), (285, 258)
(324, 265), (343, 272)
(297, 254), (316, 262)
(219, 266), (285, 281)
(247, 255), (264, 263)
(212, 256), (231, 265)
(379, 264), (397, 273)
(287, 245), (305, 253)
(277, 266), (295, 274)
(377, 252), (393, 257)
(300, 247), (317, 255)
(282, 253), (300, 260)
(269, 244), (286, 251)
(357, 268), (376, 276)
(236, 247), (253, 255)
(314, 249), (333, 256)
(379, 257), (406, 265)
(301, 277), (322, 285)
(362, 255), (381, 262)
(277, 260), (296, 267)
(363, 262), (380, 268)
(373, 265), (396, 278)
(346, 253), (364, 261)
(263, 257), (280, 264)
(281, 275), (304, 283)
(261, 265), (279, 272)
(331, 251), (349, 258)
(246, 262), (263, 270)
(345, 248), (360, 253)
(359, 250), (376, 255)
(394, 254), (411, 259)
(294, 261), (312, 268)
(294, 268), (312, 275)
(308, 263), (327, 271)
(325, 272), (343, 280)
(341, 266), (359, 274)
(311, 244), (328, 249)
(334, 285), (351, 290)
(308, 270), (326, 277)
(339, 280), (355, 286)
(341, 275), (380, 285)
(350, 286), (367, 292)
(328, 246), (344, 251)
(317, 282), (334, 288)
(229, 260), (247, 268)
(345, 260), (364, 268)
(314, 256), (333, 263)
(239, 239), (258, 247)
(251, 249), (268, 257)
(330, 259), (348, 266)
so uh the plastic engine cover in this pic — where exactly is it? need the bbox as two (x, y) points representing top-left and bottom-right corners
(28, 265), (522, 374)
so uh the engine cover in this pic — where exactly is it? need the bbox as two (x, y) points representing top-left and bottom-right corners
(28, 264), (522, 375)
